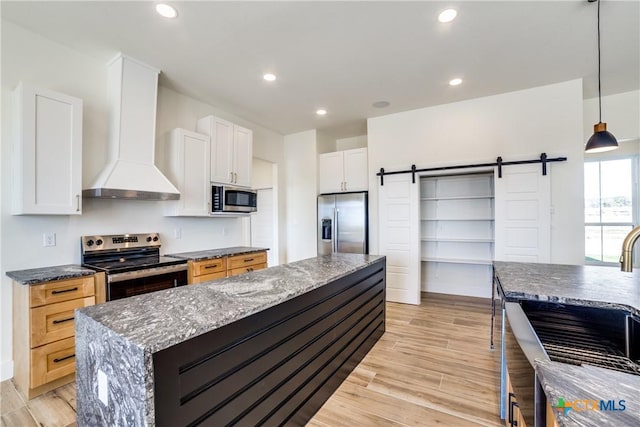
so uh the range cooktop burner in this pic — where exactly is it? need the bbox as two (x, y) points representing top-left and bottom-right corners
(83, 255), (186, 274)
(80, 233), (185, 273)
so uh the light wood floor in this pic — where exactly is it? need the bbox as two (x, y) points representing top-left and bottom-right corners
(0, 293), (502, 427)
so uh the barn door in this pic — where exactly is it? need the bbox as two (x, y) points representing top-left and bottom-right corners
(378, 174), (421, 304)
(495, 164), (551, 262)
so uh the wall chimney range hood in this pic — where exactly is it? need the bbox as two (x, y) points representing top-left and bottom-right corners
(83, 54), (180, 200)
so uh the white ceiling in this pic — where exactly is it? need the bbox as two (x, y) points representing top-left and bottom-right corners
(3, 1), (639, 138)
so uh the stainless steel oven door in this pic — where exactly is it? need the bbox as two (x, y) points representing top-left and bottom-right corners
(504, 302), (550, 427)
(107, 264), (188, 301)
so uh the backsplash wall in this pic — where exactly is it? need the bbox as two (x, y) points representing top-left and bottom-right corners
(0, 21), (285, 380)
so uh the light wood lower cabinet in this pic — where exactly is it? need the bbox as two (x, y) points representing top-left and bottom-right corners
(227, 252), (267, 270)
(546, 402), (559, 427)
(505, 369), (528, 427)
(13, 275), (96, 400)
(189, 258), (227, 284)
(187, 251), (268, 284)
(229, 263), (268, 277)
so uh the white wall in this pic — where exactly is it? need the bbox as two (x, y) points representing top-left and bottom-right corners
(368, 79), (585, 266)
(252, 158), (274, 190)
(0, 21), (285, 381)
(583, 90), (640, 142)
(336, 135), (368, 150)
(316, 130), (336, 154)
(284, 130), (318, 262)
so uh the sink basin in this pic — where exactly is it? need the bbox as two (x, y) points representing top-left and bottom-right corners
(520, 300), (640, 375)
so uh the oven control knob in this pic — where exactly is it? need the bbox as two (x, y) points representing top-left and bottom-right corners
(152, 236), (159, 242)
(146, 236), (152, 242)
(96, 239), (103, 246)
(86, 239), (94, 247)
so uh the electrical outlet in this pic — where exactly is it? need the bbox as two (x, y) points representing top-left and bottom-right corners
(174, 228), (182, 239)
(43, 233), (56, 247)
(98, 369), (108, 405)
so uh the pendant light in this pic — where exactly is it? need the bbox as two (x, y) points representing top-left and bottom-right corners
(585, 0), (619, 153)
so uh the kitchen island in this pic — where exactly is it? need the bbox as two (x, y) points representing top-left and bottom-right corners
(75, 253), (386, 427)
(493, 261), (640, 427)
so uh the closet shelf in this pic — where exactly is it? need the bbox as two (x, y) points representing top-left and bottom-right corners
(421, 218), (494, 221)
(421, 257), (494, 265)
(420, 195), (494, 201)
(421, 237), (494, 243)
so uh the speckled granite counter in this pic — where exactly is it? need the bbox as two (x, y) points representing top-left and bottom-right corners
(75, 253), (385, 426)
(493, 261), (640, 316)
(6, 264), (96, 285)
(494, 261), (640, 427)
(536, 360), (640, 427)
(165, 246), (268, 261)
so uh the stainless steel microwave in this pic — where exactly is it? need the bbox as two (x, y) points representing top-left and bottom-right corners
(212, 185), (257, 213)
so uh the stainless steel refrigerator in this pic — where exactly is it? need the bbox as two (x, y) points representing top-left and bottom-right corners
(318, 192), (368, 255)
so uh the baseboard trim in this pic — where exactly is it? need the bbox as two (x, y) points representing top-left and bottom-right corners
(421, 291), (491, 304)
(0, 359), (14, 381)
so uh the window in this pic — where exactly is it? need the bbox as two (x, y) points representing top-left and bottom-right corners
(584, 157), (637, 264)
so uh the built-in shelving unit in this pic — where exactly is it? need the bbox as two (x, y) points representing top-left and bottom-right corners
(420, 173), (494, 297)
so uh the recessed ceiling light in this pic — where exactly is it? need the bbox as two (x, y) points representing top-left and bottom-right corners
(156, 3), (178, 19)
(449, 78), (463, 86)
(372, 101), (390, 108)
(263, 73), (276, 82)
(316, 109), (327, 116)
(438, 9), (457, 23)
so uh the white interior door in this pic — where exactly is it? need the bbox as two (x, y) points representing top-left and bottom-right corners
(495, 164), (551, 262)
(251, 188), (278, 266)
(378, 174), (420, 305)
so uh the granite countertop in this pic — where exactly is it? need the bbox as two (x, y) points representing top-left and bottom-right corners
(6, 264), (97, 285)
(77, 253), (384, 354)
(536, 360), (640, 427)
(494, 261), (640, 426)
(493, 261), (640, 316)
(165, 246), (268, 261)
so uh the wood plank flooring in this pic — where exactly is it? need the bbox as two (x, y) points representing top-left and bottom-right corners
(0, 293), (502, 427)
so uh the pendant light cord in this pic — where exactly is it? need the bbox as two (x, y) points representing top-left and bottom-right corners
(597, 0), (602, 123)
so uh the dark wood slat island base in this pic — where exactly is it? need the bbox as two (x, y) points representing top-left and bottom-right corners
(154, 260), (385, 426)
(75, 254), (385, 427)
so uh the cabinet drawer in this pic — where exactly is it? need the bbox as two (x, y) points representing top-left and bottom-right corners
(227, 252), (267, 270)
(192, 258), (227, 277)
(191, 271), (227, 284)
(30, 276), (95, 307)
(30, 296), (95, 347)
(229, 263), (268, 277)
(30, 337), (76, 388)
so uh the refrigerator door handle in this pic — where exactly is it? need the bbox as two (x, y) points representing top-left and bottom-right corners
(334, 207), (338, 253)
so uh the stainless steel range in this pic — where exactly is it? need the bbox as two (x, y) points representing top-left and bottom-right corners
(81, 233), (187, 301)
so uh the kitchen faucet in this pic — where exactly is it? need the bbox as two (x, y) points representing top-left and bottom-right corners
(620, 225), (640, 271)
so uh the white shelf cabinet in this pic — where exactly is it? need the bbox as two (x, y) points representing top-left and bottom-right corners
(12, 83), (83, 215)
(164, 129), (211, 217)
(318, 148), (368, 194)
(196, 115), (252, 188)
(420, 173), (495, 298)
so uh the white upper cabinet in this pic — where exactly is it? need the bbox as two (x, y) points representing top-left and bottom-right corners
(318, 152), (344, 194)
(233, 125), (253, 187)
(12, 83), (83, 215)
(318, 148), (368, 194)
(343, 148), (368, 192)
(197, 115), (253, 188)
(164, 129), (211, 216)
